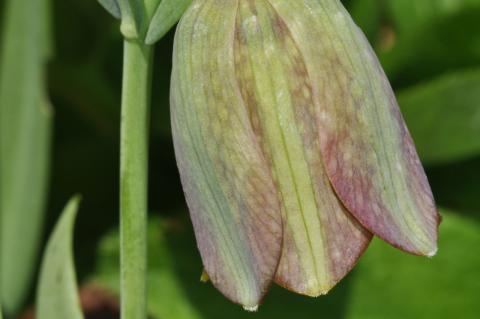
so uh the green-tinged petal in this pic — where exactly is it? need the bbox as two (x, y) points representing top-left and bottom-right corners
(234, 0), (371, 296)
(268, 0), (439, 256)
(98, 0), (121, 19)
(36, 196), (84, 319)
(145, 0), (192, 44)
(0, 0), (52, 313)
(171, 0), (283, 308)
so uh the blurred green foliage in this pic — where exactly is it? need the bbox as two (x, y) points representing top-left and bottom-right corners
(0, 0), (479, 318)
(93, 211), (480, 319)
(0, 0), (52, 313)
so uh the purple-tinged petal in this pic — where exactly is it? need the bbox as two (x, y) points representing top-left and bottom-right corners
(171, 0), (282, 309)
(268, 0), (439, 256)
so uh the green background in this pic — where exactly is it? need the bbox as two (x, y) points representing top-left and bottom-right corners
(1, 0), (479, 318)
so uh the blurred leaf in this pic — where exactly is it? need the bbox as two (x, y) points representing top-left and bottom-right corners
(0, 0), (53, 314)
(347, 212), (480, 319)
(348, 0), (382, 43)
(36, 196), (84, 319)
(380, 2), (480, 85)
(98, 0), (121, 19)
(94, 209), (479, 318)
(427, 157), (480, 218)
(145, 0), (192, 45)
(399, 68), (480, 165)
(387, 0), (480, 36)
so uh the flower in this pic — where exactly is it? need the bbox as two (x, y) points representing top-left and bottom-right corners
(170, 0), (439, 310)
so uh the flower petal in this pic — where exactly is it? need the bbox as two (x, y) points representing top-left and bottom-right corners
(171, 0), (283, 308)
(234, 0), (372, 296)
(269, 0), (439, 255)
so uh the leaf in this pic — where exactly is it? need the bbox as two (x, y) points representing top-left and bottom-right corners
(93, 218), (203, 319)
(348, 0), (381, 43)
(399, 68), (480, 165)
(380, 1), (480, 84)
(387, 0), (480, 36)
(36, 196), (84, 319)
(145, 0), (192, 44)
(98, 0), (121, 19)
(92, 211), (480, 319)
(0, 0), (53, 314)
(269, 0), (439, 255)
(346, 212), (480, 319)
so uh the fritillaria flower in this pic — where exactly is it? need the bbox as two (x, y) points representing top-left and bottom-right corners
(170, 0), (440, 310)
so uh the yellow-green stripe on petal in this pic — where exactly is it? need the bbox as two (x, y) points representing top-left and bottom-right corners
(234, 0), (371, 296)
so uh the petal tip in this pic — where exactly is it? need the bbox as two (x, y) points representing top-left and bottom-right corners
(243, 305), (259, 312)
(427, 247), (438, 258)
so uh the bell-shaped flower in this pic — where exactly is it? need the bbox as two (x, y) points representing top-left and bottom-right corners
(170, 0), (440, 310)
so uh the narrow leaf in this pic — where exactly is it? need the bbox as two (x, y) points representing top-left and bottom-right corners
(268, 0), (439, 255)
(145, 0), (192, 44)
(36, 196), (84, 319)
(399, 68), (480, 165)
(0, 0), (52, 313)
(98, 0), (121, 19)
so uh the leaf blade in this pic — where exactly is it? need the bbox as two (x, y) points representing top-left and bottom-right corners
(0, 0), (53, 313)
(36, 196), (84, 319)
(399, 68), (480, 165)
(145, 0), (192, 44)
(98, 0), (121, 19)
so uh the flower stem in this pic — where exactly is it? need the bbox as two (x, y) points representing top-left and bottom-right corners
(120, 39), (153, 319)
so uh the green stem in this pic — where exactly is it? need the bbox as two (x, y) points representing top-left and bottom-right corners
(120, 39), (153, 319)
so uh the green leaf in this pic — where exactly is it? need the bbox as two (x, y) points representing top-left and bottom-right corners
(387, 0), (480, 36)
(36, 196), (84, 319)
(145, 0), (192, 44)
(348, 0), (381, 43)
(380, 1), (480, 83)
(94, 218), (203, 319)
(92, 210), (480, 319)
(346, 212), (480, 319)
(98, 0), (121, 19)
(0, 0), (53, 314)
(399, 68), (480, 165)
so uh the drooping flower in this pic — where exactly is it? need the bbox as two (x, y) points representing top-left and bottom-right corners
(170, 0), (439, 310)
